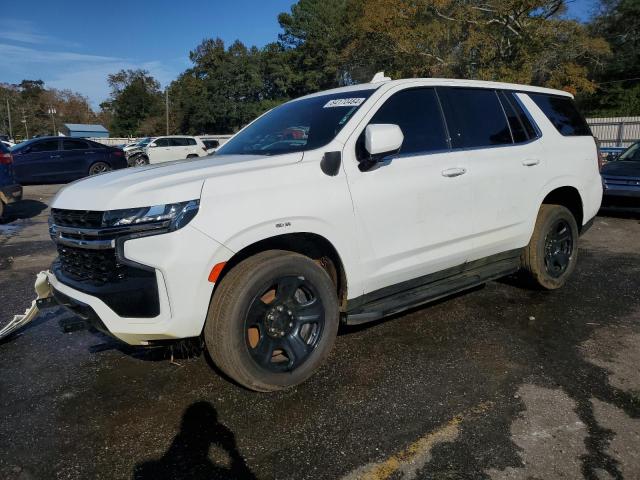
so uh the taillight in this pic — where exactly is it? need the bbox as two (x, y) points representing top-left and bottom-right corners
(0, 152), (12, 165)
(597, 151), (604, 171)
(112, 150), (124, 157)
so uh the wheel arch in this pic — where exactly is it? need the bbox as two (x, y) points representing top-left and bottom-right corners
(540, 185), (584, 232)
(213, 232), (349, 310)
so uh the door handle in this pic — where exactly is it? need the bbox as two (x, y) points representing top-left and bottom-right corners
(441, 167), (467, 178)
(522, 158), (540, 167)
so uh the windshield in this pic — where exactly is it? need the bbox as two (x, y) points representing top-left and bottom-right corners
(137, 137), (152, 147)
(216, 90), (376, 156)
(618, 142), (640, 162)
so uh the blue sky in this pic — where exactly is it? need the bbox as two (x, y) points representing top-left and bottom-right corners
(0, 0), (599, 108)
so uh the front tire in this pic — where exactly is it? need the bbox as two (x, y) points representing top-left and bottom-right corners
(521, 205), (579, 290)
(204, 250), (339, 392)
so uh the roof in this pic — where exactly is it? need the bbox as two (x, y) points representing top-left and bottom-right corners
(297, 77), (573, 101)
(63, 123), (108, 133)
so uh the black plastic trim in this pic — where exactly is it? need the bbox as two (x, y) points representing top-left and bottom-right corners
(52, 261), (160, 318)
(345, 249), (522, 325)
(320, 151), (342, 176)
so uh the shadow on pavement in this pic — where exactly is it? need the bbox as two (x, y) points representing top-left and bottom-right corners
(132, 401), (256, 480)
(1, 199), (49, 223)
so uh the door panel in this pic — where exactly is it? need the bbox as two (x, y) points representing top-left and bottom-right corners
(61, 139), (92, 180)
(342, 87), (474, 296)
(436, 87), (545, 261)
(13, 139), (62, 183)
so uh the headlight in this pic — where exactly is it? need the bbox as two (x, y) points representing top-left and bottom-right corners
(102, 200), (199, 231)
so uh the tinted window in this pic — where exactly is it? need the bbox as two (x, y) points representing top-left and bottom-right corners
(169, 138), (186, 147)
(528, 94), (591, 136)
(365, 88), (448, 155)
(29, 139), (59, 153)
(186, 138), (197, 146)
(62, 139), (88, 150)
(217, 89), (375, 156)
(154, 138), (170, 147)
(504, 92), (538, 140)
(203, 140), (220, 149)
(439, 88), (512, 148)
(498, 92), (528, 143)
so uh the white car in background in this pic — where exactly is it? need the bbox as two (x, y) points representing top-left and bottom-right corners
(144, 136), (208, 164)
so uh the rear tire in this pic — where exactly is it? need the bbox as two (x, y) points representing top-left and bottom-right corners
(204, 250), (339, 392)
(89, 162), (111, 175)
(521, 205), (579, 290)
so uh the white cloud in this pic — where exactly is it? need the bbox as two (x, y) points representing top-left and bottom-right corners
(0, 42), (178, 108)
(0, 19), (80, 47)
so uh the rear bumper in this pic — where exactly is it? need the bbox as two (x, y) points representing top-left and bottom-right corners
(0, 184), (22, 204)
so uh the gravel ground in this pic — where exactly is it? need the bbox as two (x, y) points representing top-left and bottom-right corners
(1, 185), (639, 480)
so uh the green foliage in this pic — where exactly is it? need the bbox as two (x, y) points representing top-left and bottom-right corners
(101, 69), (164, 136)
(100, 0), (638, 133)
(577, 0), (640, 116)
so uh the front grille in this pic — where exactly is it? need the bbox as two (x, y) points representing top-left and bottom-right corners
(51, 208), (104, 228)
(56, 244), (125, 284)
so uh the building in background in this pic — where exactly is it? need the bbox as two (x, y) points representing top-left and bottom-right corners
(62, 123), (109, 138)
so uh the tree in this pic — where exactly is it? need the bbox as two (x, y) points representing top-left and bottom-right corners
(344, 0), (609, 94)
(103, 69), (164, 136)
(578, 0), (640, 115)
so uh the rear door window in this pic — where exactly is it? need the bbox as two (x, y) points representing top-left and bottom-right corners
(438, 88), (513, 148)
(363, 87), (449, 156)
(528, 93), (591, 136)
(498, 92), (530, 143)
(170, 138), (190, 147)
(62, 139), (89, 150)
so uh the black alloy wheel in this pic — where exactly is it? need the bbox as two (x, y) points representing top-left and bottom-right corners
(245, 275), (325, 372)
(543, 219), (574, 278)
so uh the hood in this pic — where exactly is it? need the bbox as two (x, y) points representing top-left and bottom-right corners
(51, 152), (302, 211)
(601, 160), (640, 178)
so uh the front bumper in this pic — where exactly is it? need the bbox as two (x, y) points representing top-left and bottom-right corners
(49, 225), (234, 345)
(0, 183), (23, 204)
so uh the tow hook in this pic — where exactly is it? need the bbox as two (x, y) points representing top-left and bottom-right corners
(0, 271), (55, 341)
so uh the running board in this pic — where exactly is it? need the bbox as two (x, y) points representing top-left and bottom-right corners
(344, 250), (521, 326)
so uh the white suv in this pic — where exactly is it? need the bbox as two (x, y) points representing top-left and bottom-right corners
(144, 136), (208, 164)
(46, 76), (602, 391)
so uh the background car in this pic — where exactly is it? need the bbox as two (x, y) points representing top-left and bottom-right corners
(10, 137), (127, 185)
(601, 140), (640, 208)
(144, 136), (208, 164)
(1, 140), (15, 149)
(0, 142), (23, 220)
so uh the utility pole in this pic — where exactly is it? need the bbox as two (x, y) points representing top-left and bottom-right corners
(21, 108), (29, 139)
(165, 88), (169, 135)
(47, 107), (57, 135)
(6, 98), (12, 140)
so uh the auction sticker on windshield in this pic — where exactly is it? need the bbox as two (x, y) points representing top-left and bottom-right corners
(323, 98), (366, 108)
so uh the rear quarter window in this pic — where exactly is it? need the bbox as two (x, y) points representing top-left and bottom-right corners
(528, 93), (591, 136)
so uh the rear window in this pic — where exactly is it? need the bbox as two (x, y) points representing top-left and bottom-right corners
(528, 93), (591, 136)
(438, 88), (512, 148)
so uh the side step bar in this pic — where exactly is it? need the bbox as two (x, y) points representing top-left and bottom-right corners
(344, 250), (521, 326)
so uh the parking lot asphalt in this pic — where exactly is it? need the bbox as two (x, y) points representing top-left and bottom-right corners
(1, 185), (639, 480)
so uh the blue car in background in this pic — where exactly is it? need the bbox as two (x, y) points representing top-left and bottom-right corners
(11, 136), (128, 185)
(0, 142), (23, 220)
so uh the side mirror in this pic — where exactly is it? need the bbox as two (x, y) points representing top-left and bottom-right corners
(364, 124), (403, 158)
(148, 142), (157, 148)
